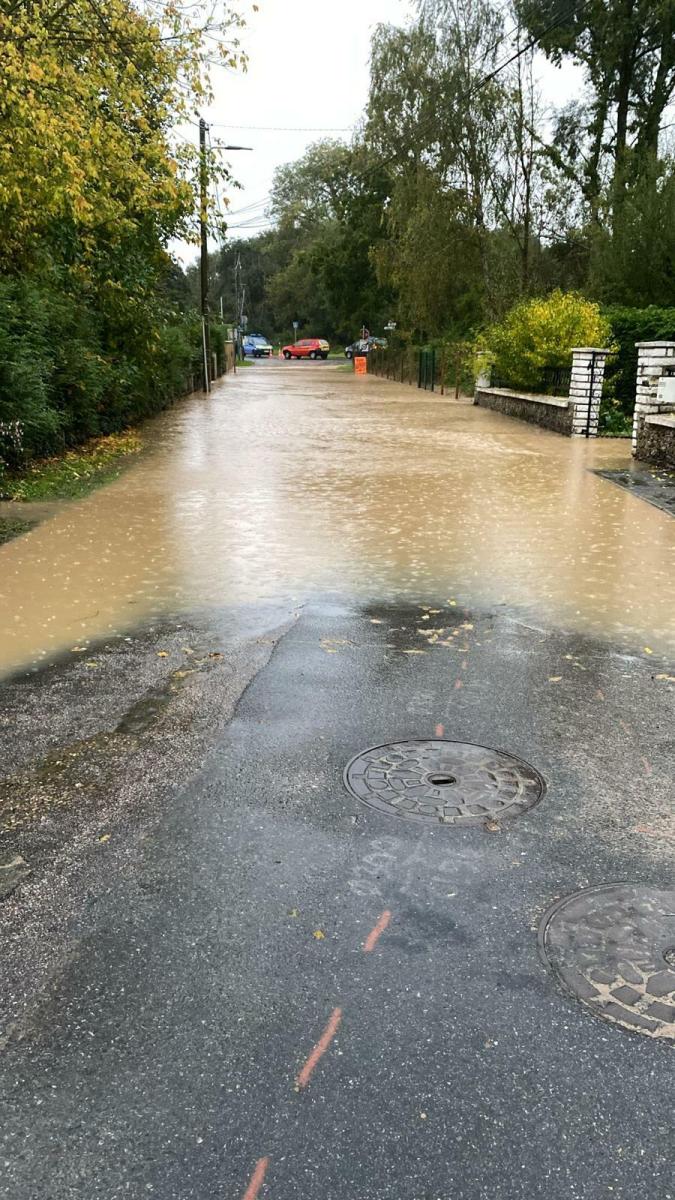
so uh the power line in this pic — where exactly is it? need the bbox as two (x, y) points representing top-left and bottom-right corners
(208, 122), (355, 133)
(471, 0), (592, 95)
(353, 0), (591, 186)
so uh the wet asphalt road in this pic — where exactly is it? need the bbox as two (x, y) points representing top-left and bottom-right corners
(1, 598), (674, 1199)
(1, 365), (674, 1199)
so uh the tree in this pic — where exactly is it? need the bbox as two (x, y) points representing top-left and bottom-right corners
(517, 0), (675, 210)
(0, 0), (250, 469)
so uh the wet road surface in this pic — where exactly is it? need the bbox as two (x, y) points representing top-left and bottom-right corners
(1, 361), (673, 1199)
(2, 360), (675, 677)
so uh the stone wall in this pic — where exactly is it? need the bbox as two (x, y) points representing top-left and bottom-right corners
(635, 414), (675, 469)
(474, 388), (574, 435)
(632, 342), (675, 461)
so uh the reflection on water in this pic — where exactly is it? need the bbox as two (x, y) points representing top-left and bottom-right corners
(1, 361), (674, 676)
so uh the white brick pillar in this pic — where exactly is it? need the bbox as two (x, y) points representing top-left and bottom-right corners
(569, 348), (609, 437)
(632, 341), (675, 454)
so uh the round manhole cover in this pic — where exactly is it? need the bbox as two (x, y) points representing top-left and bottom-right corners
(539, 884), (675, 1041)
(343, 739), (545, 826)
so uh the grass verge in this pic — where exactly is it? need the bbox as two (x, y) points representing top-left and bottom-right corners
(2, 431), (142, 502)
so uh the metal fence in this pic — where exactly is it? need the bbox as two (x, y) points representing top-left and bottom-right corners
(490, 364), (572, 398)
(367, 344), (474, 396)
(368, 347), (444, 392)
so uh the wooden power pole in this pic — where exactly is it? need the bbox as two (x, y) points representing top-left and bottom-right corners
(199, 117), (211, 392)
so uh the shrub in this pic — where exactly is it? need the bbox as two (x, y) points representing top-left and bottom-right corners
(477, 290), (612, 391)
(601, 305), (675, 421)
(0, 269), (216, 481)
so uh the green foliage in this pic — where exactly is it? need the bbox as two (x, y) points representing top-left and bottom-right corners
(208, 141), (393, 343)
(478, 290), (612, 389)
(590, 163), (675, 306)
(0, 270), (211, 479)
(4, 432), (142, 502)
(600, 305), (675, 430)
(0, 1), (246, 483)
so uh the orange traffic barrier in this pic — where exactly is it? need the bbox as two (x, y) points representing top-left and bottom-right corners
(354, 356), (367, 375)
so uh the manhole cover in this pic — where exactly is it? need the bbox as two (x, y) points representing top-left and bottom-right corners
(539, 884), (675, 1041)
(343, 739), (545, 826)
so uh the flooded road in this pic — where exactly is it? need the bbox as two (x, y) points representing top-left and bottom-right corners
(3, 360), (674, 1200)
(1, 359), (674, 677)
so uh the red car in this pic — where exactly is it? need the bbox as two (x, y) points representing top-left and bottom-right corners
(282, 337), (330, 360)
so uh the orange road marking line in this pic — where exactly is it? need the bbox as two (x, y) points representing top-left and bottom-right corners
(363, 910), (392, 952)
(435, 723), (444, 736)
(242, 1157), (270, 1200)
(295, 1008), (342, 1091)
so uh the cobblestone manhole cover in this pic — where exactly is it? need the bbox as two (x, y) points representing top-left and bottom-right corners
(343, 739), (545, 826)
(539, 884), (675, 1041)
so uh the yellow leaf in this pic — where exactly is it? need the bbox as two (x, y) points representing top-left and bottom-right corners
(157, 650), (169, 657)
(312, 929), (325, 940)
(643, 647), (653, 655)
(288, 908), (300, 917)
(98, 833), (111, 844)
(548, 676), (562, 682)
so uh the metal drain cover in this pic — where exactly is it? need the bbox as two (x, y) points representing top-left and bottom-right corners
(539, 884), (675, 1041)
(343, 739), (544, 826)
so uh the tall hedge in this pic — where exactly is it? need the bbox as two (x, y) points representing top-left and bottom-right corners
(602, 306), (675, 416)
(0, 270), (215, 475)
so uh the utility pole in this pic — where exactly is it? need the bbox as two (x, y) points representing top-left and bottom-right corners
(199, 117), (211, 392)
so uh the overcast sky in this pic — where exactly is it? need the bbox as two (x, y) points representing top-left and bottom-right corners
(176, 0), (583, 265)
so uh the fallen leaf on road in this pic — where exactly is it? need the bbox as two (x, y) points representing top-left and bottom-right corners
(156, 650), (169, 657)
(548, 676), (562, 682)
(208, 652), (223, 659)
(288, 908), (300, 917)
(643, 646), (653, 655)
(84, 660), (99, 669)
(320, 638), (351, 654)
(484, 820), (501, 833)
(98, 833), (111, 844)
(312, 929), (326, 940)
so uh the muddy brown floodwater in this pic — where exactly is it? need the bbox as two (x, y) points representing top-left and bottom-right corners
(1, 359), (674, 678)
